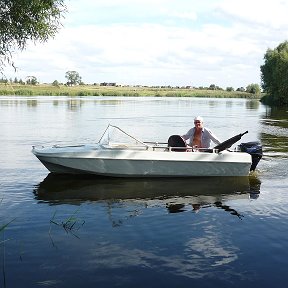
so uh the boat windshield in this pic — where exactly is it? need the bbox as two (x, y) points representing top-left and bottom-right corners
(98, 125), (149, 148)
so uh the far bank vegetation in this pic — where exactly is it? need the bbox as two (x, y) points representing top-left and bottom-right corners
(0, 77), (261, 98)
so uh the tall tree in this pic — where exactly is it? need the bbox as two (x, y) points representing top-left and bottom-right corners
(246, 83), (261, 95)
(65, 71), (82, 86)
(260, 41), (288, 105)
(26, 76), (38, 85)
(0, 0), (66, 72)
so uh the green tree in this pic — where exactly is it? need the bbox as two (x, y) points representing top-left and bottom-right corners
(209, 84), (217, 90)
(208, 84), (222, 90)
(19, 79), (24, 85)
(236, 87), (245, 92)
(26, 76), (38, 85)
(65, 71), (82, 86)
(246, 83), (261, 94)
(0, 0), (66, 72)
(52, 80), (60, 86)
(260, 41), (288, 105)
(0, 77), (8, 83)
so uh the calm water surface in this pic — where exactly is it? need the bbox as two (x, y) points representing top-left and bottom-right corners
(0, 96), (288, 288)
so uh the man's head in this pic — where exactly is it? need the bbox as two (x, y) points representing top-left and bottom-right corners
(194, 116), (203, 129)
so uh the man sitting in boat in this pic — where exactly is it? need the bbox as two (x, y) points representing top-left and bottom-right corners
(182, 116), (221, 149)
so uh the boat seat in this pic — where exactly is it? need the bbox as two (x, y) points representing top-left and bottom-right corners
(168, 135), (187, 152)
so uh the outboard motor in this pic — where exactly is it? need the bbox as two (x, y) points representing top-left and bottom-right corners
(239, 142), (262, 171)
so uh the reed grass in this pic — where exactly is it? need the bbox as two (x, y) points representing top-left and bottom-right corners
(0, 83), (261, 99)
(49, 209), (85, 238)
(0, 219), (15, 244)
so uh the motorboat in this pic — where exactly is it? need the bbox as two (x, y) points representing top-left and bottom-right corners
(32, 125), (262, 177)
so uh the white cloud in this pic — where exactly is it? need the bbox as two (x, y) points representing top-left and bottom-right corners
(4, 0), (288, 88)
(216, 0), (288, 29)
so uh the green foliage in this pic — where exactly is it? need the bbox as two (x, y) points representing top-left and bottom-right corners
(52, 80), (60, 87)
(65, 71), (82, 86)
(15, 89), (33, 95)
(26, 76), (38, 85)
(208, 84), (223, 91)
(246, 83), (261, 94)
(236, 87), (245, 92)
(50, 209), (85, 238)
(0, 83), (261, 98)
(0, 219), (14, 233)
(0, 0), (66, 71)
(0, 77), (8, 84)
(260, 41), (288, 105)
(0, 219), (15, 244)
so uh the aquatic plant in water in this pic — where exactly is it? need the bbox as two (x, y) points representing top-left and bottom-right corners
(49, 209), (85, 238)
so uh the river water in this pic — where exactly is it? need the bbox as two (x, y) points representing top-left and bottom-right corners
(0, 96), (287, 288)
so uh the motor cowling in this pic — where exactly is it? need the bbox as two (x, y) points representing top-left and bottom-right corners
(239, 142), (262, 171)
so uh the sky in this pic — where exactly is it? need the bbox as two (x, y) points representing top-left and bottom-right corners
(4, 0), (288, 88)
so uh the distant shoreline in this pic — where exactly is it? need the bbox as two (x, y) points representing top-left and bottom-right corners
(0, 83), (262, 98)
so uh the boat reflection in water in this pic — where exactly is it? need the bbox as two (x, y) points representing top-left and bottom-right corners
(34, 174), (261, 217)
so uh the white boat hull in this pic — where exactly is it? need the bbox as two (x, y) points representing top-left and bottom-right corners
(32, 144), (252, 177)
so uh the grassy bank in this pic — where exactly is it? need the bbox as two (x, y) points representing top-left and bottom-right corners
(0, 83), (261, 98)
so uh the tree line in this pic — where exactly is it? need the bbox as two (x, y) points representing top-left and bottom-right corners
(1, 70), (261, 94)
(0, 76), (37, 85)
(0, 71), (82, 86)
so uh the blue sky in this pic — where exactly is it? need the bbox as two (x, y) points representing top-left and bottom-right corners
(5, 0), (288, 88)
